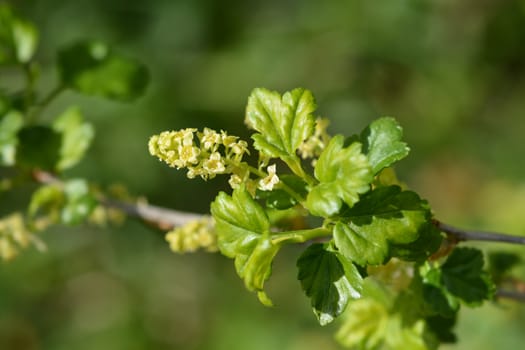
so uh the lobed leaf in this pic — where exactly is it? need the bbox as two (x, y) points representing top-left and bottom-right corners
(61, 179), (97, 225)
(297, 243), (363, 325)
(306, 135), (372, 217)
(335, 298), (389, 349)
(360, 117), (409, 174)
(334, 186), (436, 266)
(440, 247), (494, 305)
(245, 88), (315, 158)
(0, 110), (23, 166)
(52, 107), (94, 171)
(0, 4), (38, 64)
(58, 40), (149, 101)
(211, 187), (279, 305)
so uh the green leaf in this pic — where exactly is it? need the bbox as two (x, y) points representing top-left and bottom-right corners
(211, 187), (279, 305)
(389, 221), (443, 262)
(425, 315), (457, 344)
(360, 117), (409, 174)
(16, 125), (61, 170)
(297, 243), (363, 325)
(334, 186), (434, 266)
(245, 88), (315, 158)
(336, 298), (389, 349)
(306, 135), (372, 217)
(61, 179), (97, 225)
(440, 247), (494, 305)
(337, 303), (433, 350)
(52, 107), (94, 171)
(488, 251), (522, 283)
(419, 264), (460, 318)
(0, 4), (38, 64)
(28, 184), (65, 224)
(421, 284), (458, 318)
(58, 40), (149, 101)
(0, 110), (23, 165)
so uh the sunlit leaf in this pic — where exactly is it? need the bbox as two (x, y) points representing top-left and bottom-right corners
(305, 135), (372, 217)
(58, 40), (149, 101)
(52, 106), (94, 171)
(0, 110), (23, 165)
(336, 298), (389, 349)
(360, 117), (409, 174)
(0, 4), (38, 64)
(334, 186), (435, 266)
(211, 187), (279, 305)
(297, 243), (363, 325)
(61, 179), (97, 225)
(28, 184), (64, 224)
(246, 88), (315, 158)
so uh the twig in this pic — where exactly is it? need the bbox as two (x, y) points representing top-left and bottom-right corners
(33, 170), (525, 244)
(433, 220), (525, 245)
(99, 197), (205, 230)
(496, 289), (525, 302)
(32, 169), (205, 230)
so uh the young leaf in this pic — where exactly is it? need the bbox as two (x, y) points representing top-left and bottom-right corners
(297, 243), (363, 325)
(305, 135), (372, 217)
(28, 184), (65, 224)
(440, 247), (494, 305)
(337, 290), (436, 350)
(360, 117), (409, 174)
(211, 187), (270, 257)
(334, 186), (433, 266)
(0, 110), (23, 166)
(335, 298), (389, 349)
(211, 187), (279, 305)
(245, 88), (315, 159)
(0, 4), (38, 64)
(58, 40), (149, 101)
(52, 107), (94, 171)
(61, 179), (97, 225)
(16, 125), (61, 170)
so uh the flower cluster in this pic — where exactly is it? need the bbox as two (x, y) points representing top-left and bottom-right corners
(148, 128), (249, 181)
(0, 213), (45, 261)
(298, 117), (331, 164)
(165, 217), (217, 253)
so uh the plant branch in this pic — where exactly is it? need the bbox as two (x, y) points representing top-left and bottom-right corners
(99, 197), (205, 230)
(32, 170), (525, 245)
(433, 220), (525, 245)
(496, 289), (525, 302)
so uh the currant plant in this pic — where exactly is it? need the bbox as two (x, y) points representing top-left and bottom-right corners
(148, 87), (498, 349)
(2, 4), (524, 350)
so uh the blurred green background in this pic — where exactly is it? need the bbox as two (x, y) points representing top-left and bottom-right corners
(2, 0), (525, 349)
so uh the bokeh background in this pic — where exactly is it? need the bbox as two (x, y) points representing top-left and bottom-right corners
(1, 0), (525, 349)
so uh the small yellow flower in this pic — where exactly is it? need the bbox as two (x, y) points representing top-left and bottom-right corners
(258, 164), (279, 191)
(203, 152), (226, 175)
(165, 217), (217, 253)
(228, 174), (243, 189)
(221, 131), (238, 147)
(200, 128), (221, 150)
(148, 135), (160, 156)
(178, 144), (200, 166)
(230, 140), (249, 155)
